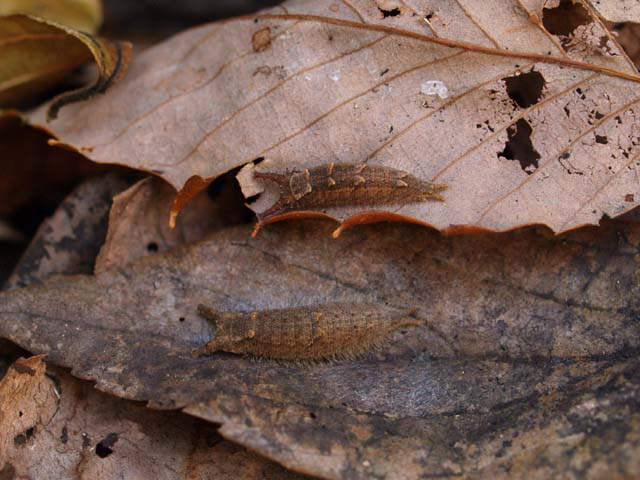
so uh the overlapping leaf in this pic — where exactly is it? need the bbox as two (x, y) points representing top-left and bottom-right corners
(0, 356), (307, 479)
(0, 13), (130, 117)
(0, 218), (639, 477)
(4, 173), (130, 289)
(33, 0), (640, 233)
(94, 177), (228, 274)
(0, 174), (307, 479)
(0, 0), (102, 32)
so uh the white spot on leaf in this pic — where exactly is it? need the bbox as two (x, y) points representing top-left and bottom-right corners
(421, 80), (449, 99)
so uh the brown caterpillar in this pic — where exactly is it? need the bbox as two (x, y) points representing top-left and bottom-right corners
(192, 303), (422, 361)
(253, 162), (447, 220)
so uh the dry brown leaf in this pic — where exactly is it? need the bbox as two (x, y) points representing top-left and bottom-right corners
(0, 14), (130, 116)
(0, 0), (102, 33)
(0, 111), (106, 217)
(34, 0), (640, 234)
(0, 356), (57, 466)
(5, 172), (131, 290)
(0, 356), (309, 479)
(94, 176), (225, 274)
(589, 0), (640, 23)
(0, 221), (638, 478)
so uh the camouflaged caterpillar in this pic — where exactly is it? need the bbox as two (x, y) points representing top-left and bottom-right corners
(253, 162), (447, 220)
(192, 303), (422, 361)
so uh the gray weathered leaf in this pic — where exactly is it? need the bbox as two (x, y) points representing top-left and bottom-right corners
(0, 221), (638, 478)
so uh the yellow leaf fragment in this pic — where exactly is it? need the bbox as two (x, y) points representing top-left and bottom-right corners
(0, 14), (130, 118)
(0, 0), (102, 33)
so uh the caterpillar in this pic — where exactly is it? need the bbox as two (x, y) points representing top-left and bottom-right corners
(253, 162), (447, 220)
(192, 302), (422, 361)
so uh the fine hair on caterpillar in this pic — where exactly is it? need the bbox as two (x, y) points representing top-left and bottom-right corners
(192, 302), (423, 361)
(253, 162), (447, 221)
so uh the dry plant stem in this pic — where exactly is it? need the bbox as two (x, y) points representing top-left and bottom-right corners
(255, 13), (640, 84)
(253, 162), (447, 220)
(193, 303), (422, 361)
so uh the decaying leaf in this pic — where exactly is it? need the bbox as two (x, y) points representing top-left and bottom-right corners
(0, 356), (57, 467)
(0, 14), (130, 116)
(0, 220), (638, 478)
(0, 0), (103, 33)
(5, 172), (131, 290)
(33, 0), (640, 234)
(0, 356), (308, 479)
(94, 176), (225, 274)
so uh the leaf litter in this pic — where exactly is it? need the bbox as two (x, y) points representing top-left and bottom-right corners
(3, 1), (640, 478)
(0, 355), (309, 479)
(0, 174), (309, 479)
(0, 217), (639, 478)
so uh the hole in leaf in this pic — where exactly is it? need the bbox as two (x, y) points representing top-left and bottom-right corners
(179, 317), (185, 322)
(13, 426), (35, 447)
(542, 0), (591, 36)
(379, 7), (401, 18)
(146, 242), (159, 253)
(206, 430), (224, 448)
(503, 70), (545, 108)
(60, 426), (68, 444)
(595, 135), (608, 144)
(95, 433), (119, 458)
(207, 166), (255, 225)
(499, 119), (541, 174)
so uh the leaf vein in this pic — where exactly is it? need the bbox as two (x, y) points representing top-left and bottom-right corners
(431, 72), (597, 181)
(558, 150), (640, 231)
(477, 94), (640, 223)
